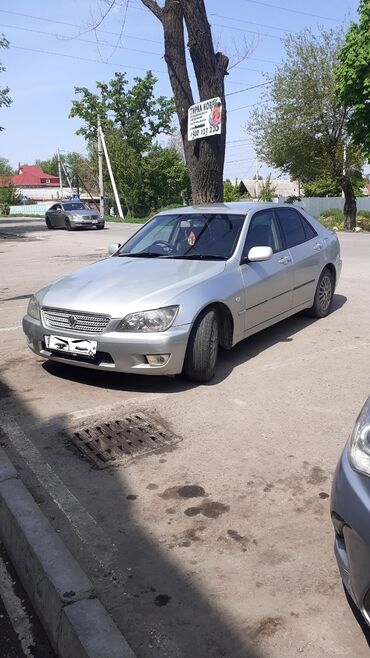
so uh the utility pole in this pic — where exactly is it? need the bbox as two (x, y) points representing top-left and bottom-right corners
(342, 143), (347, 199)
(60, 156), (73, 197)
(97, 117), (104, 218)
(98, 122), (124, 219)
(57, 148), (63, 200)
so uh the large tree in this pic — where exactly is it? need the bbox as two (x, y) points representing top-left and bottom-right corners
(70, 71), (175, 151)
(0, 35), (11, 131)
(336, 0), (370, 158)
(0, 156), (13, 175)
(247, 28), (364, 230)
(141, 0), (229, 203)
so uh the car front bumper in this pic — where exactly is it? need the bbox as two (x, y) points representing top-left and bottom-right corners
(23, 314), (191, 375)
(69, 217), (104, 228)
(331, 443), (370, 623)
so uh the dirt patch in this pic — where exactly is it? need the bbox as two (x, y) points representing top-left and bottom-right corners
(161, 485), (206, 500)
(306, 466), (328, 485)
(251, 616), (285, 639)
(184, 501), (230, 519)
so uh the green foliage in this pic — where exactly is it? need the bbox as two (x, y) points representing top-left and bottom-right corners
(285, 195), (301, 204)
(70, 71), (175, 152)
(0, 35), (11, 131)
(336, 0), (370, 158)
(303, 177), (341, 197)
(247, 28), (365, 193)
(319, 208), (344, 220)
(0, 184), (20, 215)
(0, 156), (13, 175)
(318, 210), (344, 230)
(258, 174), (276, 201)
(223, 179), (239, 201)
(35, 155), (59, 177)
(357, 214), (370, 231)
(143, 145), (190, 211)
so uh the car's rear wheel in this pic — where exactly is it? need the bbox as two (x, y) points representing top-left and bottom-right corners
(308, 267), (334, 318)
(45, 216), (54, 230)
(65, 218), (72, 231)
(183, 307), (219, 382)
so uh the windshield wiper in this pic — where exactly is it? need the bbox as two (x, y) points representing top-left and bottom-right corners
(117, 252), (163, 258)
(171, 254), (227, 260)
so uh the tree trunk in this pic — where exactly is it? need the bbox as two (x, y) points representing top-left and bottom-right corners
(340, 174), (357, 230)
(141, 0), (229, 204)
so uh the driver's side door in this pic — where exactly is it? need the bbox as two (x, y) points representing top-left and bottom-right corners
(240, 209), (294, 333)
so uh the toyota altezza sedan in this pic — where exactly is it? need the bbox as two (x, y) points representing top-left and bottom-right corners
(23, 202), (341, 382)
(331, 396), (370, 625)
(45, 201), (104, 231)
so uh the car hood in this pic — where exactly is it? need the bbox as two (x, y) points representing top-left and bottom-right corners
(37, 256), (226, 316)
(68, 209), (98, 217)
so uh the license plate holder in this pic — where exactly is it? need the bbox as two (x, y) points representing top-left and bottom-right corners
(45, 335), (97, 357)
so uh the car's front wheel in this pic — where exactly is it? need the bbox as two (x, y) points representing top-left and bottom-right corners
(96, 223), (105, 230)
(184, 307), (219, 382)
(45, 216), (54, 230)
(65, 218), (73, 231)
(308, 267), (334, 318)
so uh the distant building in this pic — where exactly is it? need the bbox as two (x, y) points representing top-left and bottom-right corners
(7, 165), (67, 202)
(240, 178), (301, 199)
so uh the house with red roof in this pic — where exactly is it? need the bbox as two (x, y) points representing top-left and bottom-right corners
(7, 165), (63, 202)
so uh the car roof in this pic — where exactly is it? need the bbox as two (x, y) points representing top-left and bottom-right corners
(157, 202), (304, 216)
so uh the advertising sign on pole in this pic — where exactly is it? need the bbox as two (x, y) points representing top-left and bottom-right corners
(188, 97), (222, 141)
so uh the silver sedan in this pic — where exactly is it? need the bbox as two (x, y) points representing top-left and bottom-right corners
(23, 202), (341, 381)
(45, 200), (104, 231)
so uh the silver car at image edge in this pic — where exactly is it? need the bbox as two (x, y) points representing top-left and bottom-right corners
(331, 396), (370, 625)
(23, 202), (342, 382)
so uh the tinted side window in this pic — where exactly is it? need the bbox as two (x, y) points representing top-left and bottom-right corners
(49, 205), (56, 211)
(243, 210), (283, 257)
(277, 209), (307, 248)
(301, 216), (317, 240)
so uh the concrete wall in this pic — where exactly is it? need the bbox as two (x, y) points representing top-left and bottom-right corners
(9, 203), (51, 215)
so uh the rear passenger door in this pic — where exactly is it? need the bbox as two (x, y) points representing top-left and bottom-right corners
(276, 208), (324, 307)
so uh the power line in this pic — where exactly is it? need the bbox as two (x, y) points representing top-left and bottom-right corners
(239, 0), (340, 22)
(210, 12), (295, 34)
(225, 81), (272, 97)
(0, 8), (162, 45)
(228, 102), (260, 113)
(0, 22), (163, 57)
(9, 44), (167, 75)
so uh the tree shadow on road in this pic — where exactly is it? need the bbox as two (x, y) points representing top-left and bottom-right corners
(42, 294), (347, 393)
(0, 378), (269, 658)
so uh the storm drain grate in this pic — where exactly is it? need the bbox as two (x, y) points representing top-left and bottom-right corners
(69, 412), (180, 468)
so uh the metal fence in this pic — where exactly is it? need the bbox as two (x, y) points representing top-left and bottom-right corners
(9, 203), (49, 215)
(289, 196), (370, 217)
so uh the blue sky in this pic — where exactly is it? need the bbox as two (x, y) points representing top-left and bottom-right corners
(0, 0), (360, 180)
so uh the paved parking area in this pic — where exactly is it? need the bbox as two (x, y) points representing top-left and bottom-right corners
(0, 216), (370, 657)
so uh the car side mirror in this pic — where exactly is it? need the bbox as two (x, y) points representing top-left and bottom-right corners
(246, 246), (273, 262)
(56, 208), (62, 213)
(108, 243), (121, 255)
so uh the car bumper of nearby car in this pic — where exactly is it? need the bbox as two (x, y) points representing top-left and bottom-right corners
(69, 217), (103, 228)
(331, 443), (370, 623)
(22, 314), (191, 375)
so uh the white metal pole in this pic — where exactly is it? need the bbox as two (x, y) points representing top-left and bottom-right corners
(60, 157), (73, 196)
(342, 143), (347, 199)
(97, 117), (105, 218)
(98, 123), (124, 219)
(57, 148), (63, 200)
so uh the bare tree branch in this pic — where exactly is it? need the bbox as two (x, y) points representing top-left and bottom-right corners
(141, 0), (163, 21)
(227, 34), (258, 70)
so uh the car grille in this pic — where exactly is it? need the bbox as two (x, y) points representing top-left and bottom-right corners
(42, 308), (111, 334)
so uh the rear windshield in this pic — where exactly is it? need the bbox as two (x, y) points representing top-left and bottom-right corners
(62, 202), (87, 211)
(116, 213), (245, 260)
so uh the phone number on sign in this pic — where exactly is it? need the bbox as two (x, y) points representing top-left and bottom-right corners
(189, 124), (220, 140)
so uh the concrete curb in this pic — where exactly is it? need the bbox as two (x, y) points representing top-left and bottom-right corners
(0, 448), (135, 658)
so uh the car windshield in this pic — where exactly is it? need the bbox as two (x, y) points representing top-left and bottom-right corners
(62, 202), (87, 211)
(116, 213), (245, 260)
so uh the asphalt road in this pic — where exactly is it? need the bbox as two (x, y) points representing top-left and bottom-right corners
(0, 542), (55, 657)
(0, 216), (370, 657)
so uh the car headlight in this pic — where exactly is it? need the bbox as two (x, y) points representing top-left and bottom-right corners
(118, 306), (179, 332)
(27, 296), (41, 320)
(349, 397), (370, 477)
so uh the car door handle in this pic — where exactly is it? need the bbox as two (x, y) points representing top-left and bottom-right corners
(313, 243), (323, 251)
(278, 256), (291, 264)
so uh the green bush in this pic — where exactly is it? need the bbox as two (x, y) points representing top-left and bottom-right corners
(0, 203), (10, 216)
(319, 208), (344, 220)
(357, 215), (370, 231)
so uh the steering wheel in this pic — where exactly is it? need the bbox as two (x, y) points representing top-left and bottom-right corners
(149, 240), (175, 254)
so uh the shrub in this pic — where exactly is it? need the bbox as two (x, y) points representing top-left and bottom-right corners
(357, 210), (370, 219)
(0, 203), (10, 216)
(319, 208), (344, 220)
(357, 215), (370, 231)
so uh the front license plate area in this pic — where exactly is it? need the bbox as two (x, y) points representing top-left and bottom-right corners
(45, 335), (97, 357)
